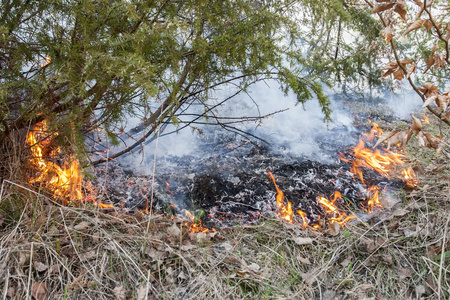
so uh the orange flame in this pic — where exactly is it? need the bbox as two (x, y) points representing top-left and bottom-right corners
(267, 170), (294, 223)
(401, 167), (419, 187)
(317, 192), (355, 226)
(362, 121), (382, 142)
(266, 122), (418, 231)
(422, 112), (430, 124)
(340, 122), (418, 187)
(27, 121), (82, 202)
(184, 210), (214, 233)
(364, 186), (382, 213)
(27, 121), (113, 208)
(297, 210), (308, 228)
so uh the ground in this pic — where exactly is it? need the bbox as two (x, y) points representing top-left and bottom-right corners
(0, 105), (449, 299)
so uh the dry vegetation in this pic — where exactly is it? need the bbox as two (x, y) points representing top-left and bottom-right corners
(0, 115), (449, 300)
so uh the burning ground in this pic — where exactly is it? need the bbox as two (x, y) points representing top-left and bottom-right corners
(0, 111), (449, 299)
(89, 120), (417, 234)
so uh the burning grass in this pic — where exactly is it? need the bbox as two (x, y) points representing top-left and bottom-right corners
(0, 172), (449, 299)
(0, 112), (448, 298)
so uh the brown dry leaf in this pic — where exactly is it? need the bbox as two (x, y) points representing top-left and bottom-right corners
(48, 264), (61, 275)
(381, 69), (396, 78)
(79, 249), (97, 262)
(406, 62), (417, 78)
(358, 238), (377, 253)
(381, 61), (398, 70)
(432, 43), (440, 52)
(113, 285), (126, 300)
(421, 82), (439, 98)
(399, 58), (413, 65)
(386, 129), (412, 149)
(136, 285), (147, 300)
(423, 20), (433, 32)
(372, 3), (396, 13)
(392, 208), (410, 217)
(180, 244), (196, 251)
(411, 114), (422, 133)
(297, 255), (311, 265)
(404, 19), (425, 35)
(374, 130), (397, 148)
(247, 262), (261, 273)
(379, 193), (400, 209)
(33, 261), (48, 272)
(323, 290), (336, 300)
(412, 0), (423, 7)
(416, 131), (427, 148)
(18, 251), (29, 266)
(6, 285), (16, 298)
(301, 270), (317, 286)
(375, 0), (392, 2)
(340, 256), (352, 267)
(398, 267), (414, 280)
(394, 0), (407, 20)
(292, 237), (313, 245)
(436, 95), (449, 112)
(73, 221), (91, 231)
(434, 54), (446, 71)
(424, 54), (436, 73)
(422, 132), (445, 156)
(31, 281), (48, 300)
(381, 26), (395, 44)
(393, 67), (404, 80)
(327, 221), (340, 236)
(167, 223), (181, 238)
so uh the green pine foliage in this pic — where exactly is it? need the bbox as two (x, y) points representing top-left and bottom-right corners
(0, 0), (382, 163)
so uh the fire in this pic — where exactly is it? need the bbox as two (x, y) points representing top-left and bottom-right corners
(362, 121), (382, 142)
(422, 112), (430, 124)
(267, 170), (294, 223)
(401, 167), (419, 187)
(27, 121), (114, 208)
(317, 192), (355, 226)
(297, 210), (308, 228)
(340, 140), (406, 184)
(364, 186), (382, 213)
(340, 123), (418, 187)
(266, 121), (418, 231)
(184, 210), (214, 233)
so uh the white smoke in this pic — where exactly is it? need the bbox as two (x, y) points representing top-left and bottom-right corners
(117, 79), (356, 175)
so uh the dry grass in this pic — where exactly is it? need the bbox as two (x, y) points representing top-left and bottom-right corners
(0, 114), (449, 299)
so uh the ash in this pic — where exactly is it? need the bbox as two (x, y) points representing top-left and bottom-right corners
(91, 123), (405, 229)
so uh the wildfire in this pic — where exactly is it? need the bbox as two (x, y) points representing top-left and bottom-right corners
(184, 210), (215, 233)
(267, 170), (294, 223)
(317, 192), (355, 226)
(27, 121), (114, 208)
(340, 123), (419, 187)
(267, 121), (419, 231)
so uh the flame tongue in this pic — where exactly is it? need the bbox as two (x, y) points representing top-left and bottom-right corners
(340, 123), (419, 187)
(266, 121), (419, 230)
(184, 210), (214, 233)
(27, 121), (82, 203)
(27, 121), (114, 208)
(267, 170), (294, 223)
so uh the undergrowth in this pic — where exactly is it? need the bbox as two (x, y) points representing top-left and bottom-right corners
(0, 113), (448, 299)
